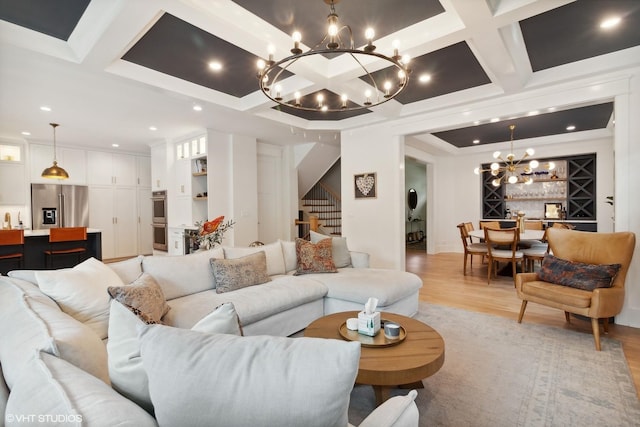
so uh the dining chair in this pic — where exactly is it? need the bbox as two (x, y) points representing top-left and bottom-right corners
(552, 222), (574, 229)
(45, 227), (88, 268)
(484, 227), (523, 285)
(520, 229), (549, 272)
(457, 223), (488, 275)
(525, 221), (544, 230)
(463, 222), (476, 243)
(0, 229), (25, 275)
(479, 221), (501, 230)
(519, 220), (545, 248)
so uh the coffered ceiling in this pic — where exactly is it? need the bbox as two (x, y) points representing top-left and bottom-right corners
(0, 0), (639, 153)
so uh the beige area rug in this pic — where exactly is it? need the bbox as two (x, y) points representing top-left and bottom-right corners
(348, 303), (640, 427)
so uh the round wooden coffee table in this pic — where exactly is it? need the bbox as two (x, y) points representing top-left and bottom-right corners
(305, 311), (445, 405)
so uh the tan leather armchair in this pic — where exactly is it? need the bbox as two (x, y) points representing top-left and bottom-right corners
(515, 228), (636, 350)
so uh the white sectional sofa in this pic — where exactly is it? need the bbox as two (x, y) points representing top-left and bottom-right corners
(0, 238), (422, 427)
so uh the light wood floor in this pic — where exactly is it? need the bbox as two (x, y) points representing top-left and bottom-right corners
(406, 250), (640, 399)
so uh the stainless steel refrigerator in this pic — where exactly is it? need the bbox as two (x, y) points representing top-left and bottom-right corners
(31, 184), (89, 230)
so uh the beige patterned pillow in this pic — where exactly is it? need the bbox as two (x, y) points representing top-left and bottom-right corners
(294, 238), (337, 275)
(211, 252), (271, 294)
(107, 273), (170, 324)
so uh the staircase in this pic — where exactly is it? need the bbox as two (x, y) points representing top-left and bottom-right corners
(301, 182), (342, 236)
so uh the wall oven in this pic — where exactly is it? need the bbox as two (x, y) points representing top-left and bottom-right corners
(151, 191), (167, 224)
(152, 223), (168, 251)
(151, 190), (168, 251)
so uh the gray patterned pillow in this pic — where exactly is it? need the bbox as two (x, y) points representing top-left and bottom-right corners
(107, 273), (170, 324)
(211, 252), (271, 294)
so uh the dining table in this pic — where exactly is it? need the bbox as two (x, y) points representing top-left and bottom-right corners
(469, 229), (545, 242)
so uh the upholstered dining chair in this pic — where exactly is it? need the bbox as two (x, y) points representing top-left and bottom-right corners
(484, 227), (523, 285)
(516, 228), (636, 351)
(0, 229), (25, 275)
(519, 220), (545, 248)
(520, 229), (549, 272)
(457, 223), (488, 275)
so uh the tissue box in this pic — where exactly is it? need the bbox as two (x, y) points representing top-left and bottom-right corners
(358, 311), (381, 337)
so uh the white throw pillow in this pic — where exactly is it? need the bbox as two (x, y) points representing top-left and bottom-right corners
(192, 302), (243, 335)
(107, 255), (144, 283)
(107, 300), (242, 414)
(279, 240), (297, 272)
(223, 241), (286, 276)
(35, 257), (125, 339)
(310, 230), (352, 268)
(139, 325), (361, 427)
(6, 351), (156, 427)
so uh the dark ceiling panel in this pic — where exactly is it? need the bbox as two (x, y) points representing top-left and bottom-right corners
(271, 90), (371, 121)
(122, 13), (290, 98)
(232, 0), (444, 49)
(363, 42), (491, 104)
(432, 102), (613, 148)
(0, 0), (90, 41)
(521, 0), (640, 72)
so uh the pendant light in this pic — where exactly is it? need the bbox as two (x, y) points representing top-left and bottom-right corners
(41, 123), (69, 180)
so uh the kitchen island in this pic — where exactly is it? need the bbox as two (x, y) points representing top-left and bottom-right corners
(19, 229), (102, 270)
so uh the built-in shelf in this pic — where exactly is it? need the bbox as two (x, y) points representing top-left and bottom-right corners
(506, 197), (566, 202)
(192, 172), (207, 177)
(193, 196), (208, 200)
(482, 154), (596, 221)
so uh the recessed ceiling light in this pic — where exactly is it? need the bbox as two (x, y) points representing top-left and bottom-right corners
(528, 110), (539, 116)
(419, 74), (431, 83)
(547, 107), (556, 112)
(473, 139), (480, 144)
(193, 105), (202, 112)
(208, 61), (222, 71)
(473, 120), (480, 125)
(40, 106), (51, 111)
(112, 143), (119, 148)
(566, 125), (576, 131)
(600, 16), (621, 29)
(21, 131), (31, 136)
(149, 126), (157, 131)
(490, 117), (500, 123)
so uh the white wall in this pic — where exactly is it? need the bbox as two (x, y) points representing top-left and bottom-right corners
(230, 134), (258, 246)
(614, 72), (640, 327)
(341, 127), (405, 269)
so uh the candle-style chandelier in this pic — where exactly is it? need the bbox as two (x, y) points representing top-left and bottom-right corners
(256, 0), (411, 112)
(474, 125), (554, 187)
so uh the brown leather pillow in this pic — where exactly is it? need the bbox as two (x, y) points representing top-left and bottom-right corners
(538, 254), (621, 291)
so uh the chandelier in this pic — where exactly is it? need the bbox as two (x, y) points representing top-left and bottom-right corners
(41, 123), (69, 180)
(474, 125), (551, 187)
(256, 0), (411, 112)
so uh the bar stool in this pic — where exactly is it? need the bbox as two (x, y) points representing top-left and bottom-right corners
(45, 227), (88, 269)
(0, 229), (25, 275)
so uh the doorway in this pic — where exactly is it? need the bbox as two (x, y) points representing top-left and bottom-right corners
(405, 157), (427, 251)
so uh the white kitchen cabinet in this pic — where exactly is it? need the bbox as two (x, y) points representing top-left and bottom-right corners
(136, 156), (151, 187)
(87, 152), (136, 186)
(174, 158), (191, 196)
(0, 161), (26, 205)
(137, 187), (153, 255)
(89, 186), (137, 259)
(30, 144), (87, 185)
(151, 144), (167, 190)
(168, 227), (185, 256)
